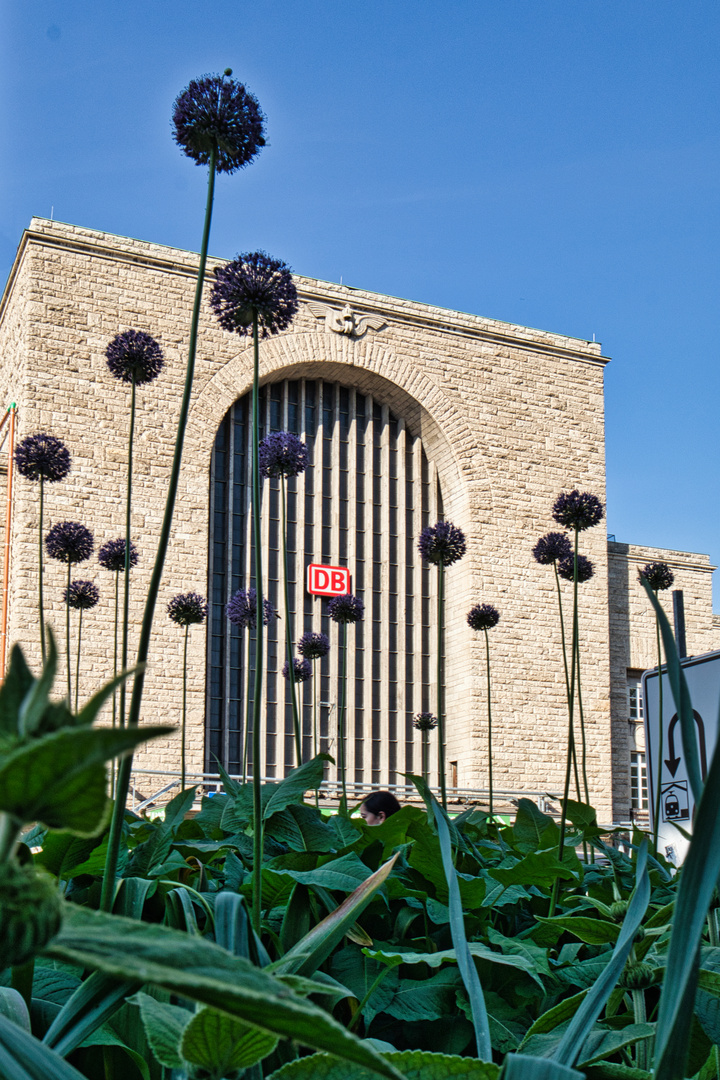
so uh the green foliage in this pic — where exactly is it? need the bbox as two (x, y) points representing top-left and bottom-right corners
(267, 1048), (502, 1079)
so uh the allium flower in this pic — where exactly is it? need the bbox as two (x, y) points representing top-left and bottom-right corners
(259, 431), (309, 479)
(105, 330), (164, 385)
(552, 490), (604, 532)
(226, 587), (278, 629)
(98, 537), (139, 573)
(172, 70), (266, 174)
(168, 592), (208, 626)
(418, 521), (467, 567)
(45, 522), (94, 564)
(327, 593), (365, 624)
(532, 531), (572, 565)
(297, 631), (331, 660)
(282, 658), (312, 683)
(467, 603), (500, 631)
(14, 433), (70, 483)
(64, 580), (99, 610)
(413, 712), (438, 732)
(558, 554), (594, 583)
(640, 561), (674, 592)
(210, 252), (298, 339)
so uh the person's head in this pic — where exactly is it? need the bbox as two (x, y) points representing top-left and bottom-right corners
(359, 790), (401, 826)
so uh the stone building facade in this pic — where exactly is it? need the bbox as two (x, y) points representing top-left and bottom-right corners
(0, 218), (716, 821)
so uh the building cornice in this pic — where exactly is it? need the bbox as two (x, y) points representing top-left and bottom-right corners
(1, 219), (611, 369)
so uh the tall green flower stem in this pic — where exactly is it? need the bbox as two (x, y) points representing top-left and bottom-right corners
(483, 628), (493, 819)
(652, 604), (664, 854)
(338, 621), (349, 809)
(243, 635), (254, 783)
(552, 562), (582, 802)
(280, 476), (302, 765)
(437, 564), (447, 810)
(181, 623), (189, 789)
(110, 569), (120, 795)
(550, 528), (580, 918)
(101, 145), (217, 914)
(65, 562), (72, 703)
(74, 607), (85, 714)
(574, 633), (590, 805)
(119, 376), (137, 730)
(250, 311), (265, 932)
(38, 479), (46, 664)
(422, 729), (430, 782)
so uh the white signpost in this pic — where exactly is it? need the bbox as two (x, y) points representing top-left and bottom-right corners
(643, 649), (720, 864)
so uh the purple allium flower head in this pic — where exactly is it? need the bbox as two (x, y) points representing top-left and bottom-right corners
(282, 657), (312, 683)
(552, 490), (604, 532)
(532, 531), (573, 565)
(297, 631), (331, 660)
(259, 431), (309, 479)
(64, 580), (99, 610)
(14, 433), (71, 483)
(226, 587), (278, 629)
(558, 554), (594, 583)
(168, 592), (208, 626)
(639, 561), (674, 592)
(467, 603), (500, 631)
(327, 593), (365, 624)
(105, 330), (164, 386)
(98, 537), (139, 573)
(413, 711), (438, 732)
(45, 521), (94, 565)
(418, 520), (467, 567)
(172, 70), (265, 174)
(210, 252), (298, 339)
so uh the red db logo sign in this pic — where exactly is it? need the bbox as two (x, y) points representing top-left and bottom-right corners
(307, 564), (351, 597)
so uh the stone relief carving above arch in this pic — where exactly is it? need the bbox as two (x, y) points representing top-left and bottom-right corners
(305, 301), (387, 338)
(186, 329), (496, 533)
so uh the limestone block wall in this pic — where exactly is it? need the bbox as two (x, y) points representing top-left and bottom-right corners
(607, 541), (717, 819)
(0, 218), (617, 813)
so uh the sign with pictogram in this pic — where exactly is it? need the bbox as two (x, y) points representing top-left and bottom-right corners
(307, 563), (351, 597)
(644, 649), (720, 864)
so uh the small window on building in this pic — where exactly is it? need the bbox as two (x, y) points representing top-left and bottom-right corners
(628, 677), (644, 722)
(630, 751), (648, 811)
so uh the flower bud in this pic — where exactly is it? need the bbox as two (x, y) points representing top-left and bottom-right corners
(0, 863), (63, 968)
(618, 961), (656, 991)
(609, 900), (629, 922)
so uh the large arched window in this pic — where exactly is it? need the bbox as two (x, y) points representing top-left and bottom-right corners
(206, 377), (443, 790)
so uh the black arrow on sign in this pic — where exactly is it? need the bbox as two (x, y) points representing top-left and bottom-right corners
(664, 710), (708, 779)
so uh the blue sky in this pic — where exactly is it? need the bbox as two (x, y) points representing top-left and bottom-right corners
(2, 2), (719, 603)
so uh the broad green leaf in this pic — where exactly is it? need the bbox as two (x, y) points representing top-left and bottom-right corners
(564, 801), (599, 830)
(583, 1065), (650, 1079)
(383, 968), (461, 1022)
(263, 754), (332, 820)
(162, 785), (197, 828)
(553, 841), (650, 1068)
(513, 799), (558, 849)
(43, 971), (138, 1056)
(128, 991), (188, 1068)
(520, 989), (588, 1045)
(412, 774), (492, 1063)
(488, 850), (576, 889)
(331, 945), (400, 1026)
(0, 643), (34, 736)
(0, 724), (172, 831)
(579, 1025), (655, 1067)
(537, 916), (619, 945)
(267, 803), (338, 852)
(696, 949), (720, 1043)
(267, 1048), (501, 1079)
(270, 851), (373, 891)
(17, 627), (58, 737)
(500, 1053), (583, 1079)
(44, 906), (402, 1079)
(33, 832), (102, 879)
(0, 1011), (89, 1080)
(0, 988), (30, 1032)
(364, 944), (544, 986)
(181, 1007), (279, 1074)
(214, 755), (241, 797)
(273, 855), (398, 978)
(113, 877), (158, 919)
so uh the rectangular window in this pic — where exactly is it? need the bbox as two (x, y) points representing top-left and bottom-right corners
(628, 678), (644, 722)
(630, 752), (648, 810)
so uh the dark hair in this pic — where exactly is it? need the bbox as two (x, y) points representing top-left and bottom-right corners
(362, 791), (401, 818)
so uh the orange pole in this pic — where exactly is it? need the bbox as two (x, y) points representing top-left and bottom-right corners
(0, 405), (17, 677)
